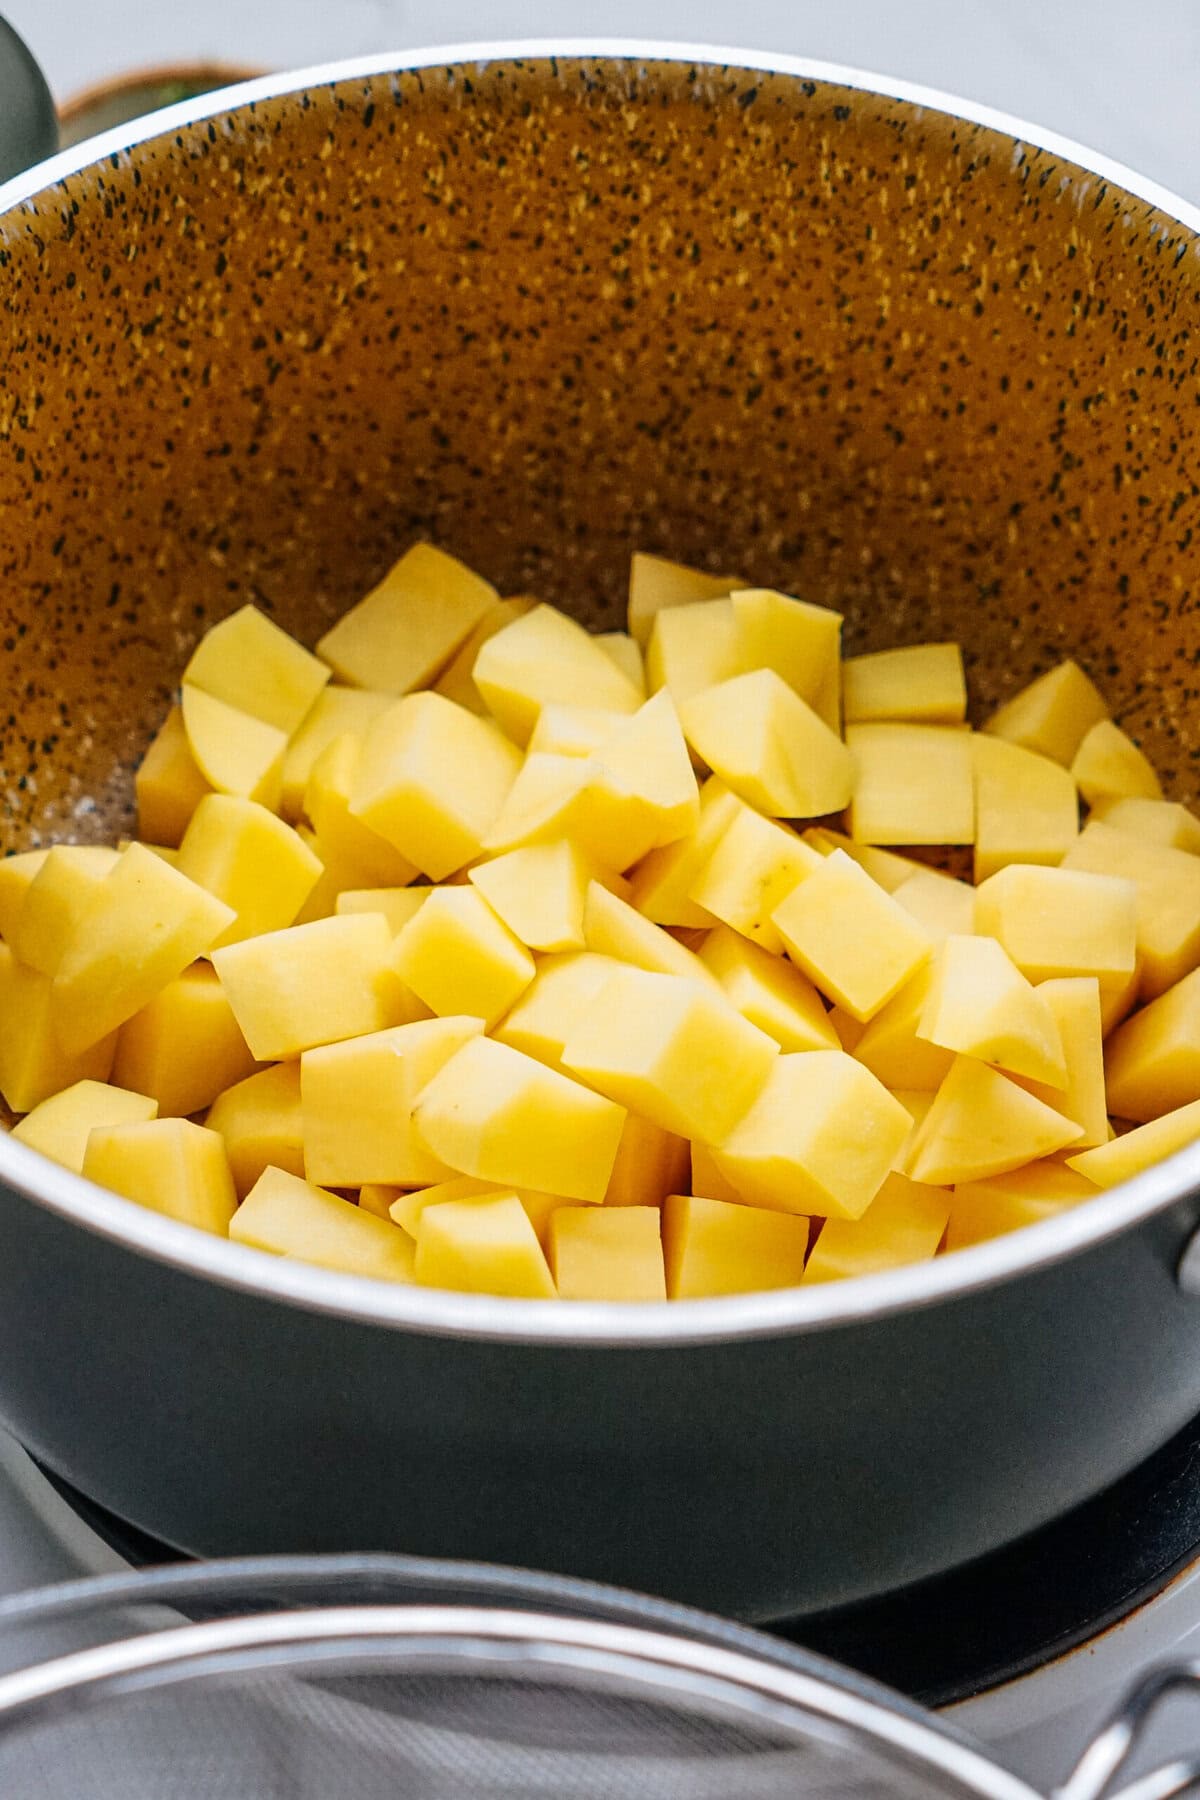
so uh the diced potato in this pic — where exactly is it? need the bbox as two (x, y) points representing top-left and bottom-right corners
(628, 777), (738, 928)
(710, 1051), (912, 1220)
(828, 1006), (866, 1051)
(301, 1015), (483, 1187)
(334, 887), (430, 935)
(1101, 959), (1144, 1037)
(1090, 797), (1200, 855)
(982, 659), (1109, 766)
(904, 1058), (1082, 1186)
(1071, 719), (1162, 808)
(528, 704), (625, 758)
(433, 596), (537, 712)
(281, 686), (395, 819)
(851, 964), (955, 1091)
(1067, 1098), (1200, 1188)
(230, 1165), (415, 1281)
(316, 543), (496, 696)
(917, 935), (1067, 1087)
(582, 882), (717, 986)
(973, 864), (1138, 985)
(846, 723), (975, 846)
(560, 968), (778, 1143)
(663, 1192), (810, 1296)
(184, 604), (330, 735)
(12, 1080), (158, 1173)
(413, 1036), (627, 1204)
(842, 643), (966, 726)
(205, 1062), (304, 1197)
(414, 1194), (556, 1298)
(135, 706), (213, 848)
(0, 946), (116, 1113)
(773, 850), (933, 1023)
(1010, 978), (1108, 1147)
(603, 1111), (690, 1208)
(972, 735), (1079, 881)
(176, 796), (322, 947)
(890, 1089), (934, 1168)
(10, 846), (120, 976)
(0, 850), (50, 941)
(595, 632), (646, 695)
(690, 805), (822, 955)
(388, 1176), (572, 1248)
(680, 669), (855, 818)
(689, 1141), (745, 1203)
(303, 735), (420, 892)
(212, 913), (416, 1060)
(890, 869), (976, 942)
(550, 1206), (665, 1300)
(944, 1161), (1099, 1252)
(1063, 821), (1200, 999)
(800, 828), (922, 893)
(645, 598), (741, 705)
(802, 1173), (950, 1282)
(392, 887), (535, 1028)
(474, 603), (642, 745)
(83, 1118), (236, 1235)
(587, 690), (700, 846)
(180, 685), (286, 811)
(628, 552), (741, 647)
(493, 950), (625, 1071)
(1105, 967), (1200, 1121)
(112, 964), (258, 1117)
(730, 589), (842, 730)
(468, 841), (595, 952)
(698, 924), (838, 1052)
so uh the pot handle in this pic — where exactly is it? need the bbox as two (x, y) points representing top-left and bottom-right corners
(1054, 1662), (1200, 1800)
(0, 16), (57, 182)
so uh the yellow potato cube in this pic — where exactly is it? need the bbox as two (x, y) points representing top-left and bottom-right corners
(0, 850), (50, 940)
(843, 643), (966, 725)
(303, 735), (420, 890)
(12, 1080), (157, 1173)
(588, 690), (700, 847)
(1090, 797), (1200, 855)
(905, 1058), (1082, 1186)
(681, 669), (855, 818)
(1067, 1098), (1200, 1188)
(230, 1165), (415, 1281)
(1063, 821), (1200, 998)
(850, 964), (955, 1091)
(604, 1111), (691, 1208)
(973, 863), (1138, 985)
(773, 850), (933, 1023)
(1010, 978), (1107, 1147)
(388, 1177), (571, 1248)
(316, 542), (496, 695)
(802, 1173), (951, 1283)
(582, 882), (717, 986)
(550, 1206), (665, 1301)
(360, 1182), (407, 1220)
(413, 1036), (627, 1204)
(301, 1015), (483, 1187)
(334, 887), (430, 934)
(1101, 959), (1144, 1036)
(689, 1141), (746, 1204)
(983, 659), (1109, 766)
(176, 796), (323, 948)
(690, 805), (822, 955)
(596, 631), (646, 694)
(112, 963), (258, 1117)
(180, 685), (286, 811)
(972, 736), (1079, 881)
(944, 1161), (1099, 1252)
(392, 888), (535, 1028)
(281, 686), (395, 819)
(560, 967), (778, 1143)
(890, 1089), (934, 1168)
(800, 828), (921, 893)
(52, 844), (235, 1053)
(846, 723), (975, 846)
(628, 553), (741, 647)
(663, 1192), (810, 1297)
(645, 598), (742, 706)
(1071, 719), (1162, 808)
(212, 913), (414, 1060)
(1104, 967), (1200, 1121)
(184, 604), (330, 735)
(468, 841), (594, 953)
(628, 777), (739, 928)
(710, 1051), (912, 1220)
(205, 1062), (304, 1198)
(433, 596), (537, 712)
(10, 846), (120, 976)
(83, 1118), (236, 1235)
(415, 1194), (557, 1298)
(528, 704), (626, 758)
(135, 706), (213, 848)
(0, 946), (116, 1113)
(730, 589), (843, 731)
(890, 869), (976, 942)
(917, 935), (1066, 1086)
(698, 924), (838, 1052)
(493, 951), (625, 1071)
(350, 692), (522, 881)
(474, 603), (642, 746)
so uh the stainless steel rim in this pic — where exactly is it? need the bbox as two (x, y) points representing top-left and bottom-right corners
(0, 39), (1197, 1346)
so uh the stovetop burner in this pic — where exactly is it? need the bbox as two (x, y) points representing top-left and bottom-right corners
(36, 1406), (1200, 1709)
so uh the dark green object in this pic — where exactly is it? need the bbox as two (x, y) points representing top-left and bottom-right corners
(0, 18), (56, 182)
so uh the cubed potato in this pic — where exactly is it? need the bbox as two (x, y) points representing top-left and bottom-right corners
(904, 1057), (1082, 1186)
(681, 669), (855, 818)
(846, 723), (975, 846)
(334, 887), (431, 935)
(560, 967), (778, 1143)
(433, 596), (537, 712)
(83, 1118), (236, 1235)
(1104, 967), (1200, 1121)
(828, 1005), (866, 1051)
(184, 604), (330, 735)
(1101, 959), (1144, 1036)
(414, 1194), (556, 1298)
(528, 704), (627, 758)
(112, 963), (258, 1117)
(474, 603), (642, 745)
(1008, 978), (1108, 1147)
(303, 735), (420, 892)
(281, 686), (395, 819)
(628, 777), (739, 928)
(604, 1112), (690, 1208)
(12, 1080), (158, 1173)
(135, 706), (213, 848)
(587, 690), (700, 846)
(709, 1051), (912, 1220)
(944, 1161), (1099, 1252)
(1090, 797), (1200, 855)
(662, 1192), (810, 1297)
(205, 1062), (304, 1198)
(316, 543), (496, 695)
(972, 735), (1079, 881)
(628, 553), (741, 647)
(917, 935), (1067, 1087)
(10, 846), (120, 976)
(800, 828), (922, 893)
(1071, 719), (1162, 808)
(493, 951), (625, 1071)
(176, 796), (322, 947)
(688, 1141), (746, 1203)
(468, 841), (596, 952)
(973, 863), (1138, 985)
(982, 659), (1109, 765)
(890, 1090), (934, 1169)
(690, 805), (822, 955)
(392, 888), (535, 1028)
(698, 924), (839, 1052)
(842, 643), (966, 726)
(645, 598), (741, 705)
(301, 1015), (483, 1187)
(413, 1036), (627, 1204)
(180, 685), (286, 811)
(550, 1206), (666, 1301)
(850, 964), (955, 1090)
(596, 632), (646, 695)
(1067, 1098), (1200, 1188)
(1063, 821), (1200, 999)
(890, 869), (976, 942)
(230, 1165), (416, 1281)
(0, 850), (50, 940)
(212, 913), (416, 1060)
(582, 882), (717, 986)
(730, 589), (843, 731)
(773, 850), (933, 1023)
(389, 1177), (572, 1248)
(802, 1173), (951, 1283)
(0, 947), (116, 1113)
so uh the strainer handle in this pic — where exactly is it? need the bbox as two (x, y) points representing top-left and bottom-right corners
(1055, 1662), (1200, 1800)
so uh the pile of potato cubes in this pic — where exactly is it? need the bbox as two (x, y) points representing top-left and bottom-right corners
(2, 541), (1199, 1303)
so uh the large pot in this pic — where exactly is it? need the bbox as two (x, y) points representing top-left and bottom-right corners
(0, 40), (1198, 1623)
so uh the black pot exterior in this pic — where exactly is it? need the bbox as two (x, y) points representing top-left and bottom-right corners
(0, 19), (56, 181)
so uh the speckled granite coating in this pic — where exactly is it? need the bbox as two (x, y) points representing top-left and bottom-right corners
(0, 53), (1197, 845)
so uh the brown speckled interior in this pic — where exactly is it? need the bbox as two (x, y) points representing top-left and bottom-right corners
(1, 53), (1198, 847)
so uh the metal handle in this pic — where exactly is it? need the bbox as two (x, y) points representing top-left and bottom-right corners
(1057, 1663), (1200, 1800)
(0, 16), (57, 182)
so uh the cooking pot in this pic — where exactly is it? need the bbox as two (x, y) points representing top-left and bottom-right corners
(0, 37), (1198, 1623)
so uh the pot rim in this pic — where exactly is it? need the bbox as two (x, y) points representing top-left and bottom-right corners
(1, 39), (1198, 1348)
